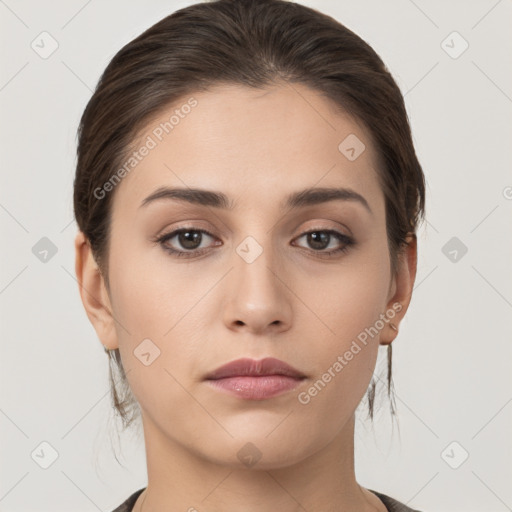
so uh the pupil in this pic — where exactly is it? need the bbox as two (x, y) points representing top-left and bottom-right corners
(179, 231), (201, 249)
(308, 232), (329, 250)
(176, 231), (331, 251)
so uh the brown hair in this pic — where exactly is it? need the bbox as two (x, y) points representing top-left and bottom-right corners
(73, 0), (425, 430)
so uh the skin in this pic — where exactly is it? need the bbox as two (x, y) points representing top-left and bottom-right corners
(75, 82), (417, 512)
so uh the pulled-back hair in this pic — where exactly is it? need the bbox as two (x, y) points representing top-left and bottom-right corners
(73, 0), (426, 430)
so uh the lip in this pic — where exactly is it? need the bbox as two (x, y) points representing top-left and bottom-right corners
(204, 357), (307, 400)
(205, 357), (306, 380)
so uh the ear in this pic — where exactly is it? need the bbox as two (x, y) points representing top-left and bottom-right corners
(380, 234), (418, 345)
(74, 230), (118, 350)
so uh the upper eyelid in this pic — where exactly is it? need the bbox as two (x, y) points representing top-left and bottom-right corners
(158, 225), (350, 237)
(158, 226), (352, 246)
(159, 226), (215, 239)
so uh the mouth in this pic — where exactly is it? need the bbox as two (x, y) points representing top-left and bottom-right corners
(204, 357), (307, 400)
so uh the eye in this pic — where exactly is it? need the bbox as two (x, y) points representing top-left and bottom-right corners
(154, 226), (355, 259)
(292, 229), (355, 257)
(155, 227), (220, 258)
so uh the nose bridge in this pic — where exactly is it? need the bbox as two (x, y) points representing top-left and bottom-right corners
(223, 228), (292, 332)
(233, 231), (281, 299)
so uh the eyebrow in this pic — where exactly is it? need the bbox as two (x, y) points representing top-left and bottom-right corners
(140, 186), (372, 214)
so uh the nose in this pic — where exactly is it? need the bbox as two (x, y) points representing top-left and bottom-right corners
(222, 239), (292, 335)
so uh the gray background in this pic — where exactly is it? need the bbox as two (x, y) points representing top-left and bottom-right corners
(1, 0), (511, 511)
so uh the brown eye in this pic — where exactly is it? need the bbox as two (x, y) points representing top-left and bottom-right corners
(157, 228), (220, 258)
(175, 230), (203, 250)
(293, 229), (355, 257)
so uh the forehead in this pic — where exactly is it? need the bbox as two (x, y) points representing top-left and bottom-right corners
(112, 82), (384, 216)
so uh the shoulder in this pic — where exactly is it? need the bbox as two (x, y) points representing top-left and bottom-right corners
(369, 489), (425, 512)
(110, 487), (425, 512)
(111, 487), (146, 512)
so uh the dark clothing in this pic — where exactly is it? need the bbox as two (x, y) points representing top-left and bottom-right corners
(370, 490), (424, 512)
(112, 487), (424, 511)
(112, 488), (144, 512)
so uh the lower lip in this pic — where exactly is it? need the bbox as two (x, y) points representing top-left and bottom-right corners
(205, 375), (304, 400)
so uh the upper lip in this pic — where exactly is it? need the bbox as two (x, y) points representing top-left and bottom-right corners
(205, 357), (306, 380)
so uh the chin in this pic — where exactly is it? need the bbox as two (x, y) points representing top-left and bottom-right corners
(194, 428), (319, 471)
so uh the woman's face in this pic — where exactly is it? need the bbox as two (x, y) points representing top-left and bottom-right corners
(79, 82), (414, 469)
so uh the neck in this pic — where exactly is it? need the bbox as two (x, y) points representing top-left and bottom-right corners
(134, 413), (386, 512)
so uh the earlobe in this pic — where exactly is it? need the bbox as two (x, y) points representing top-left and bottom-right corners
(380, 234), (418, 346)
(74, 231), (118, 350)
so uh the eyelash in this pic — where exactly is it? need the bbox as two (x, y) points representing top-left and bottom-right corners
(154, 226), (355, 259)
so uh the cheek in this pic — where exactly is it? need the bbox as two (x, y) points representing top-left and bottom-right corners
(107, 233), (193, 333)
(296, 241), (391, 400)
(107, 238), (214, 381)
(108, 249), (208, 418)
(295, 261), (389, 423)
(305, 250), (391, 339)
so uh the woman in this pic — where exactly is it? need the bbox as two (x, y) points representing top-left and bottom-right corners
(73, 0), (426, 510)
